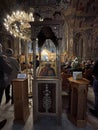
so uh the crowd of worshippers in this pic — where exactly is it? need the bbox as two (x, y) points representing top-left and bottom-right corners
(61, 57), (95, 86)
(61, 57), (98, 118)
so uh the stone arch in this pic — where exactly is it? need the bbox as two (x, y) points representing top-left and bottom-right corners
(62, 20), (68, 53)
(74, 33), (80, 57)
(82, 32), (88, 59)
(73, 31), (91, 59)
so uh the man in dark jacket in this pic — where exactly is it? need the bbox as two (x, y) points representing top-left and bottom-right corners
(0, 44), (12, 129)
(5, 48), (19, 104)
(89, 59), (98, 117)
(36, 55), (39, 68)
(0, 48), (12, 104)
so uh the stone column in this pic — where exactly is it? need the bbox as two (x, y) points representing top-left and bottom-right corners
(57, 38), (62, 78)
(82, 32), (87, 59)
(24, 40), (28, 64)
(19, 38), (21, 55)
(32, 38), (36, 79)
(68, 28), (74, 57)
(13, 38), (19, 57)
(66, 17), (74, 58)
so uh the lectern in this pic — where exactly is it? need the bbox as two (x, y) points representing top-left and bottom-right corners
(12, 78), (30, 124)
(68, 77), (89, 127)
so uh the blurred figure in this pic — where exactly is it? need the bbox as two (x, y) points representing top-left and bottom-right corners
(84, 63), (93, 85)
(0, 119), (7, 129)
(36, 55), (39, 68)
(0, 45), (12, 104)
(89, 59), (98, 117)
(5, 48), (19, 104)
(0, 44), (12, 129)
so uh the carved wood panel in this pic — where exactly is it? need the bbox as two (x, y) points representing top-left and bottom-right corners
(38, 83), (56, 113)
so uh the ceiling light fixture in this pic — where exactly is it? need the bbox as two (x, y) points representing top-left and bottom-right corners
(3, 10), (34, 40)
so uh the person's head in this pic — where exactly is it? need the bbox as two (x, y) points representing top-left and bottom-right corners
(5, 48), (13, 56)
(36, 55), (38, 59)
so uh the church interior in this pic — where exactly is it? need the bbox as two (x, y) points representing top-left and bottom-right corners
(0, 0), (98, 130)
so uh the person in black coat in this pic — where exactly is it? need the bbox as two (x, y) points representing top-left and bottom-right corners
(0, 56), (7, 128)
(0, 44), (12, 129)
(5, 48), (19, 104)
(0, 46), (12, 104)
(36, 55), (39, 68)
(89, 59), (98, 117)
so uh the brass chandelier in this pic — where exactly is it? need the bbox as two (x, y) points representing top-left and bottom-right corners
(3, 10), (34, 40)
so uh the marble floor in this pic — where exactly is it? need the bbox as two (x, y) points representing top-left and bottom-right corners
(0, 86), (98, 130)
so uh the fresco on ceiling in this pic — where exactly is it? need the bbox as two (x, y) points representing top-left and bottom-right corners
(31, 0), (70, 5)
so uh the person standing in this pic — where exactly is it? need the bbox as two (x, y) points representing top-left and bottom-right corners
(0, 44), (12, 129)
(5, 48), (20, 104)
(0, 45), (12, 104)
(89, 59), (98, 117)
(36, 55), (39, 68)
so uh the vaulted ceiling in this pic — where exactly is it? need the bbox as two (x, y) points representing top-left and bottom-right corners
(0, 0), (98, 36)
(0, 0), (98, 19)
